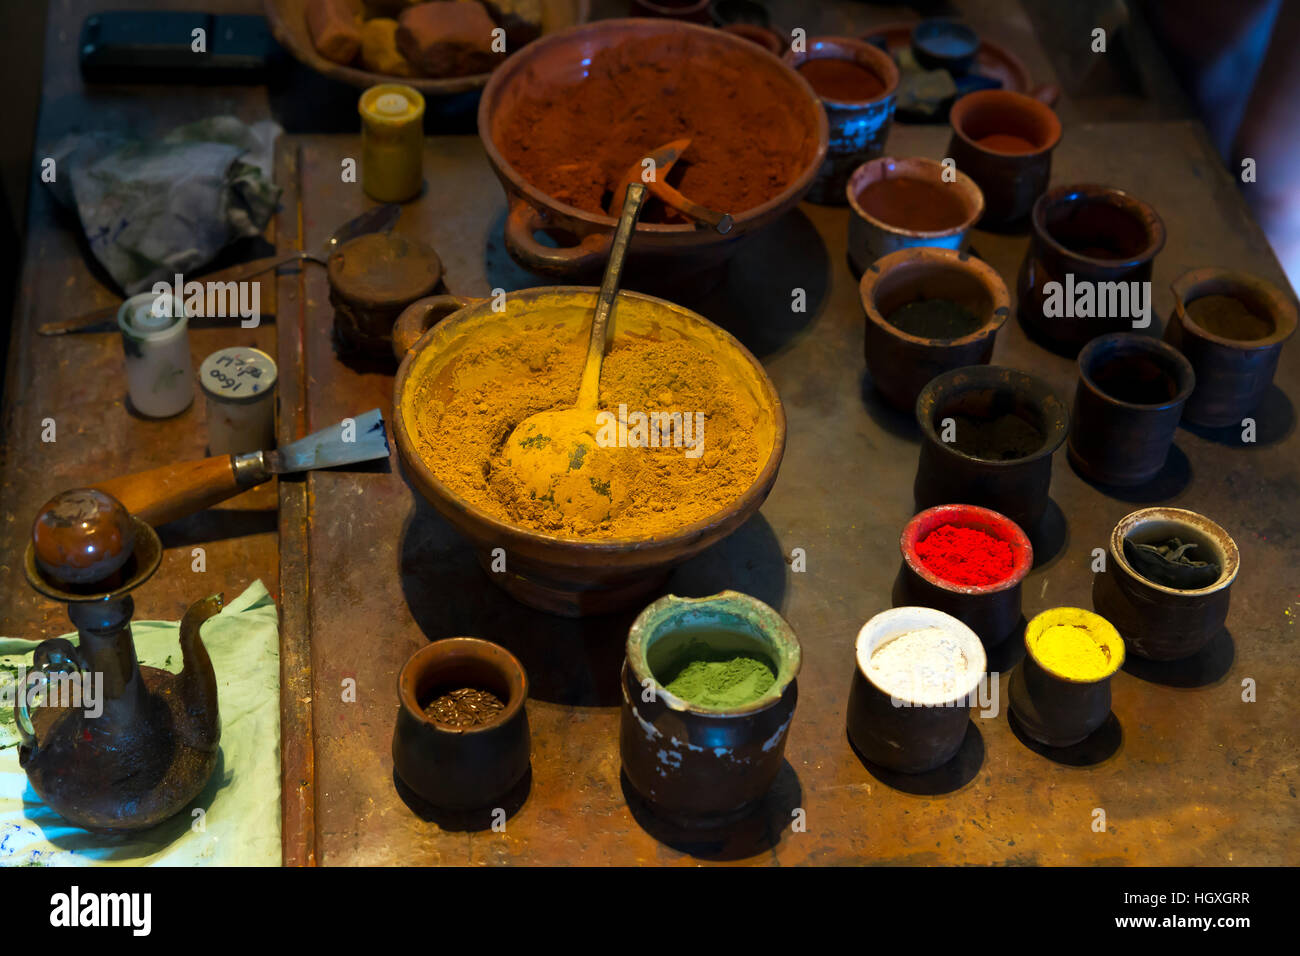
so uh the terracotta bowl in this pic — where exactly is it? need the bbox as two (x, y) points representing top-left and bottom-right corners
(392, 287), (787, 617)
(263, 0), (592, 96)
(478, 18), (828, 294)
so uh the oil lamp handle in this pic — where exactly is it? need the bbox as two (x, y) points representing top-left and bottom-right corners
(14, 638), (82, 750)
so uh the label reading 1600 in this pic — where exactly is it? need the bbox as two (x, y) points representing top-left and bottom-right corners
(208, 354), (264, 394)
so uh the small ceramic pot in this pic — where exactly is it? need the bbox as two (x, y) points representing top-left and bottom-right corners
(720, 22), (784, 56)
(847, 606), (986, 773)
(619, 591), (801, 824)
(1093, 507), (1240, 661)
(860, 246), (1007, 411)
(1009, 607), (1124, 747)
(846, 156), (985, 274)
(894, 504), (1032, 649)
(914, 365), (1070, 533)
(785, 38), (900, 205)
(946, 90), (1062, 229)
(1068, 333), (1195, 486)
(392, 637), (530, 810)
(912, 18), (979, 74)
(1165, 268), (1298, 427)
(1017, 184), (1167, 354)
(328, 233), (443, 357)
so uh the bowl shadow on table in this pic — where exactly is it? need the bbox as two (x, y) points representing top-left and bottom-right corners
(1026, 496), (1069, 569)
(860, 370), (925, 442)
(398, 498), (787, 708)
(1068, 443), (1192, 503)
(1007, 709), (1123, 767)
(156, 507), (279, 550)
(24, 749), (232, 861)
(1180, 385), (1295, 448)
(1121, 627), (1235, 688)
(849, 721), (985, 796)
(392, 766), (532, 833)
(619, 761), (802, 862)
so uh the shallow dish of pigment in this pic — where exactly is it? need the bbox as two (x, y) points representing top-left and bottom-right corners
(392, 287), (786, 617)
(264, 0), (592, 96)
(478, 18), (828, 293)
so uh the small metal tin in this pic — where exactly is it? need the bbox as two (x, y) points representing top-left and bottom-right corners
(199, 346), (278, 456)
(118, 291), (193, 419)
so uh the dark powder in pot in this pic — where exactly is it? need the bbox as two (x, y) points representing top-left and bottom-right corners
(495, 34), (815, 221)
(858, 177), (970, 231)
(423, 687), (505, 727)
(797, 58), (885, 101)
(949, 412), (1045, 459)
(1091, 356), (1177, 404)
(1123, 536), (1221, 590)
(1186, 294), (1273, 341)
(887, 298), (984, 339)
(977, 133), (1038, 153)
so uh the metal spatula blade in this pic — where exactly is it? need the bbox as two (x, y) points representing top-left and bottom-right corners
(266, 408), (390, 473)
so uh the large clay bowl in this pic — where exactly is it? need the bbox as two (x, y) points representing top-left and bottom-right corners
(263, 0), (591, 96)
(392, 287), (786, 617)
(478, 18), (828, 295)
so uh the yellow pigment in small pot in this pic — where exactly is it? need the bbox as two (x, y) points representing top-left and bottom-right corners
(1026, 607), (1124, 681)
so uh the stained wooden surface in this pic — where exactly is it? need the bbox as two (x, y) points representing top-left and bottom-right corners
(2, 0), (1297, 866)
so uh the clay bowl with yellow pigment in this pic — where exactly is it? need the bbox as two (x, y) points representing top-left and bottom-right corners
(392, 288), (786, 617)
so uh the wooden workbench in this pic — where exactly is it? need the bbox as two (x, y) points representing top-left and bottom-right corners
(3, 0), (1297, 866)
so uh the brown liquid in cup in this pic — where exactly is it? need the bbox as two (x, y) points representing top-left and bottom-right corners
(858, 177), (970, 231)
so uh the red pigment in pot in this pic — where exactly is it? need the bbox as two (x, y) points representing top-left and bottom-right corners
(858, 177), (970, 231)
(797, 58), (885, 102)
(915, 524), (1015, 587)
(495, 35), (816, 221)
(977, 133), (1038, 153)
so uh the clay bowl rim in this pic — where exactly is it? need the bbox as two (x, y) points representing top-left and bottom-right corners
(719, 22), (783, 57)
(477, 17), (830, 236)
(900, 503), (1033, 596)
(392, 286), (788, 553)
(949, 88), (1063, 158)
(859, 246), (1008, 350)
(1077, 332), (1197, 412)
(915, 365), (1070, 468)
(783, 35), (902, 108)
(625, 590), (803, 718)
(25, 516), (162, 604)
(855, 606), (987, 706)
(911, 18), (979, 68)
(1023, 606), (1125, 683)
(262, 0), (594, 96)
(1031, 182), (1168, 271)
(633, 0), (711, 14)
(1108, 506), (1241, 598)
(1171, 266), (1299, 352)
(397, 637), (529, 736)
(846, 156), (986, 242)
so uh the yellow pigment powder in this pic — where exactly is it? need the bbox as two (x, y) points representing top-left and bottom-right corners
(409, 319), (767, 539)
(1027, 607), (1123, 681)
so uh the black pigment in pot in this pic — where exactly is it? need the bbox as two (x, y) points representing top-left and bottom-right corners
(1123, 536), (1221, 590)
(1090, 355), (1178, 404)
(423, 686), (505, 727)
(886, 298), (984, 339)
(949, 412), (1045, 459)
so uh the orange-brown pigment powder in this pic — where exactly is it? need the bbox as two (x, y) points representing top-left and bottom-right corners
(412, 326), (763, 539)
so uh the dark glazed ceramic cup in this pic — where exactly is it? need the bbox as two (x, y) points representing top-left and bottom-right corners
(846, 157), (985, 274)
(785, 37), (900, 205)
(860, 246), (1007, 410)
(1165, 267), (1298, 427)
(911, 18), (979, 74)
(392, 637), (530, 810)
(620, 591), (801, 825)
(946, 90), (1061, 229)
(847, 607), (986, 773)
(913, 365), (1069, 533)
(1008, 607), (1124, 747)
(894, 504), (1032, 649)
(1017, 184), (1166, 354)
(1092, 507), (1239, 661)
(1068, 333), (1195, 486)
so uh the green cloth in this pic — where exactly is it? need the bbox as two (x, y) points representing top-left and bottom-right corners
(0, 581), (280, 866)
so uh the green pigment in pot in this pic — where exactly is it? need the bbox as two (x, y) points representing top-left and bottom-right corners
(662, 643), (776, 708)
(1186, 294), (1273, 341)
(949, 412), (1045, 459)
(887, 298), (984, 339)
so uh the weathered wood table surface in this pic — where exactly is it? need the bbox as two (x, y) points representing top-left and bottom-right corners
(2, 0), (1297, 866)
